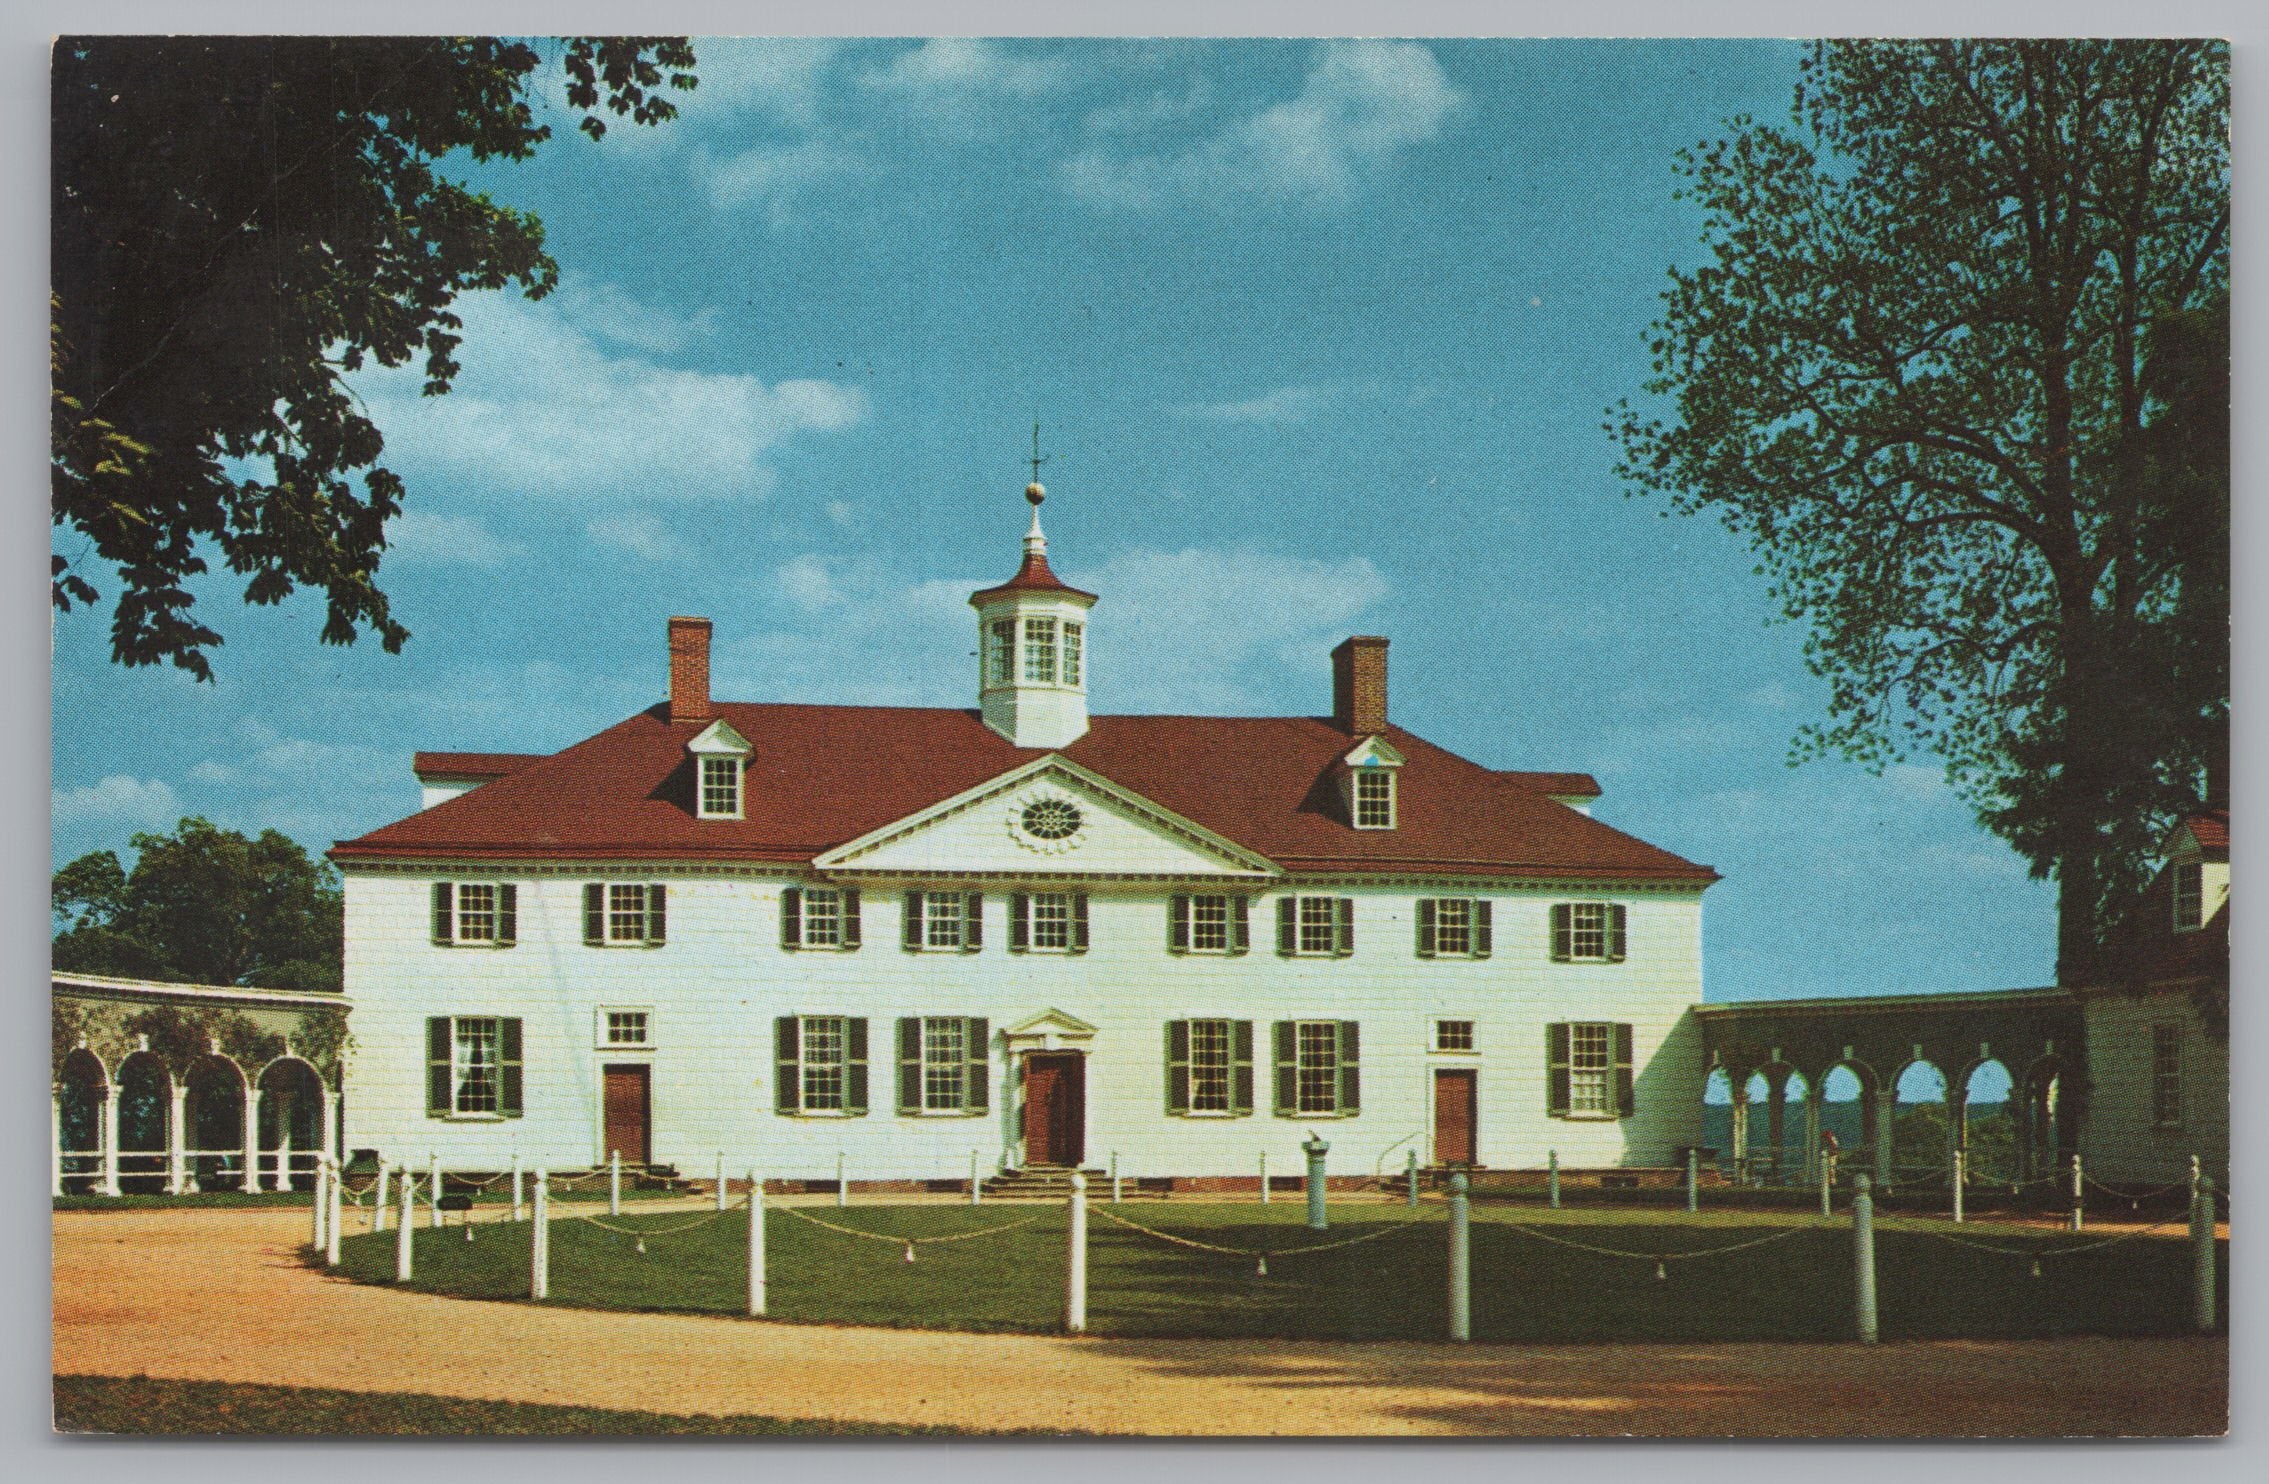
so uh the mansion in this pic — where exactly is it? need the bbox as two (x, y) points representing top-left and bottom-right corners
(333, 484), (1719, 1186)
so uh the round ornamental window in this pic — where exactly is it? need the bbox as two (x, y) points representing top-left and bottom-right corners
(1021, 799), (1083, 840)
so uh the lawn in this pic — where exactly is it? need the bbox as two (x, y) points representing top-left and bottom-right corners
(336, 1199), (2225, 1345)
(52, 1374), (1029, 1436)
(54, 1185), (681, 1213)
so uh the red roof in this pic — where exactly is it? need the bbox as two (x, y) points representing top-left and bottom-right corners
(338, 705), (1714, 883)
(967, 546), (1096, 605)
(1499, 771), (1601, 799)
(2184, 810), (2229, 856)
(413, 751), (545, 781)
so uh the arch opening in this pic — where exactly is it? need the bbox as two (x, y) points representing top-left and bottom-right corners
(257, 1058), (325, 1192)
(183, 1057), (249, 1193)
(1960, 1059), (2018, 1184)
(1891, 1060), (1951, 1187)
(114, 1051), (173, 1195)
(56, 1050), (109, 1195)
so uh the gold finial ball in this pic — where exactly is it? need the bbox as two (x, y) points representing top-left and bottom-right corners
(1025, 482), (1046, 505)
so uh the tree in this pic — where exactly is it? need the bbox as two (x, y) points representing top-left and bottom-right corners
(52, 36), (697, 680)
(52, 818), (344, 992)
(1612, 41), (2229, 981)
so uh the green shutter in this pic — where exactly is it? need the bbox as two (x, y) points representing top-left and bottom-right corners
(1335, 898), (1355, 957)
(1277, 897), (1297, 955)
(1614, 1022), (1636, 1117)
(1547, 1022), (1571, 1117)
(1169, 894), (1190, 953)
(845, 1018), (869, 1115)
(1607, 904), (1628, 963)
(965, 1018), (990, 1113)
(497, 884), (517, 946)
(1166, 1021), (1190, 1114)
(499, 1018), (523, 1117)
(646, 883), (667, 944)
(1416, 898), (1437, 957)
(431, 883), (454, 944)
(898, 1018), (923, 1114)
(781, 888), (803, 950)
(1472, 900), (1492, 959)
(1070, 893), (1089, 953)
(1009, 893), (1030, 952)
(1232, 1020), (1255, 1114)
(775, 1017), (801, 1113)
(1230, 895), (1251, 956)
(1273, 1021), (1297, 1115)
(903, 891), (924, 950)
(1337, 1021), (1360, 1114)
(584, 884), (605, 945)
(842, 889), (862, 950)
(964, 892), (984, 951)
(426, 1018), (452, 1116)
(1550, 903), (1573, 962)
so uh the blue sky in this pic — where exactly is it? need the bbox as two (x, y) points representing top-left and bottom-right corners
(50, 37), (2062, 1001)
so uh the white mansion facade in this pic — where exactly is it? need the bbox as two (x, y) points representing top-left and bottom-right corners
(335, 486), (1717, 1186)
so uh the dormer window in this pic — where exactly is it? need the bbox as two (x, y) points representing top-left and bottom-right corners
(2172, 861), (2204, 931)
(699, 757), (742, 819)
(685, 717), (753, 820)
(1354, 769), (1396, 829)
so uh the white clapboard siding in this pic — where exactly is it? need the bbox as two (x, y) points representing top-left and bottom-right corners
(2077, 988), (2228, 1186)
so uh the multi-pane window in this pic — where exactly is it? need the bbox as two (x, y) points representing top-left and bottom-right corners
(988, 619), (1016, 685)
(1435, 1020), (1475, 1053)
(927, 892), (968, 949)
(922, 1018), (967, 1111)
(1276, 896), (1353, 957)
(781, 887), (861, 951)
(1300, 897), (1337, 954)
(699, 756), (742, 818)
(1354, 769), (1396, 829)
(583, 883), (666, 945)
(454, 1018), (501, 1114)
(1188, 1019), (1233, 1113)
(1170, 894), (1249, 955)
(2172, 862), (2205, 931)
(2151, 1023), (2183, 1128)
(802, 1016), (847, 1112)
(431, 883), (517, 946)
(1062, 622), (1083, 686)
(426, 1017), (522, 1118)
(895, 1016), (988, 1115)
(610, 885), (650, 942)
(1550, 902), (1627, 963)
(1192, 896), (1229, 951)
(1030, 892), (1071, 949)
(1023, 617), (1057, 683)
(804, 889), (842, 946)
(902, 891), (982, 952)
(1296, 1022), (1342, 1114)
(1567, 1022), (1613, 1115)
(603, 1011), (649, 1047)
(1418, 898), (1493, 958)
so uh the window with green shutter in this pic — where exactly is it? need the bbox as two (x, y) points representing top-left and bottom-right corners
(585, 882), (666, 945)
(433, 882), (517, 946)
(896, 1016), (987, 1114)
(1547, 1021), (1633, 1119)
(426, 1015), (521, 1118)
(1166, 1017), (1254, 1116)
(1418, 898), (1491, 959)
(1552, 902), (1626, 963)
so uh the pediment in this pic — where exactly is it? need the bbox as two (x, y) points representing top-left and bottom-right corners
(686, 718), (752, 756)
(1005, 1008), (1097, 1040)
(1341, 735), (1404, 768)
(814, 755), (1278, 879)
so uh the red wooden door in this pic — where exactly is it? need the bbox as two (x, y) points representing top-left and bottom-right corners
(1434, 1069), (1477, 1166)
(603, 1064), (651, 1165)
(1022, 1053), (1085, 1167)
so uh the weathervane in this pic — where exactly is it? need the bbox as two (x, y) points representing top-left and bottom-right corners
(1028, 419), (1050, 492)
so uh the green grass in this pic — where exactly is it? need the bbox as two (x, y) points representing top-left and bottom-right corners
(337, 1200), (2228, 1345)
(55, 1191), (312, 1210)
(52, 1374), (1032, 1436)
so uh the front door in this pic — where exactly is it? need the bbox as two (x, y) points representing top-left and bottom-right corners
(1433, 1069), (1477, 1166)
(603, 1064), (651, 1165)
(1022, 1052), (1085, 1167)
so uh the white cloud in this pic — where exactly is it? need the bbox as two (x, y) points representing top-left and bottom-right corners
(587, 511), (689, 563)
(52, 775), (181, 831)
(678, 38), (846, 131)
(353, 291), (867, 502)
(689, 139), (866, 224)
(384, 510), (523, 567)
(1172, 385), (1334, 425)
(775, 553), (841, 611)
(1064, 41), (1463, 210)
(1083, 80), (1213, 135)
(825, 500), (858, 528)
(549, 273), (722, 356)
(860, 39), (1070, 115)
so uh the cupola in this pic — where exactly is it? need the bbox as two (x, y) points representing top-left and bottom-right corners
(969, 480), (1096, 749)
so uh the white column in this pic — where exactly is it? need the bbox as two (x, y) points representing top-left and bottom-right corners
(715, 1151), (727, 1213)
(166, 1081), (188, 1195)
(276, 1090), (295, 1191)
(511, 1152), (524, 1223)
(395, 1168), (415, 1281)
(745, 1168), (765, 1318)
(243, 1088), (262, 1193)
(610, 1150), (622, 1216)
(321, 1088), (339, 1164)
(375, 1163), (391, 1233)
(311, 1156), (329, 1251)
(530, 1168), (549, 1300)
(100, 1085), (121, 1197)
(50, 1090), (64, 1198)
(1064, 1171), (1088, 1334)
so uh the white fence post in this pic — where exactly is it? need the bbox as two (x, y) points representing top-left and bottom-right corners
(747, 1168), (766, 1318)
(395, 1168), (415, 1282)
(1447, 1172), (1471, 1343)
(2069, 1152), (2084, 1232)
(1259, 1150), (1269, 1204)
(1951, 1148), (1965, 1224)
(511, 1151), (524, 1222)
(1852, 1174), (1878, 1345)
(836, 1151), (847, 1208)
(716, 1151), (728, 1212)
(610, 1149), (622, 1216)
(375, 1164), (392, 1233)
(1685, 1147), (1699, 1214)
(310, 1155), (328, 1252)
(326, 1157), (343, 1266)
(1065, 1171), (1088, 1334)
(970, 1149), (982, 1206)
(428, 1153), (442, 1229)
(530, 1167), (549, 1300)
(50, 1093), (64, 1199)
(1820, 1150), (1835, 1218)
(1547, 1149), (1560, 1210)
(1111, 1150), (1122, 1204)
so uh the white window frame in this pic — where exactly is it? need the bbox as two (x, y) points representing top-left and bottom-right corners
(1189, 894), (1231, 953)
(1567, 902), (1611, 961)
(1566, 1021), (1614, 1116)
(799, 888), (844, 949)
(801, 1014), (850, 1114)
(1028, 891), (1073, 951)
(698, 756), (743, 819)
(1062, 621), (1084, 687)
(924, 891), (969, 951)
(607, 884), (653, 943)
(1435, 1019), (1476, 1054)
(454, 882), (498, 943)
(453, 1017), (503, 1115)
(2151, 1021), (2184, 1129)
(1188, 1017), (1234, 1114)
(987, 619), (1016, 686)
(2172, 861), (2205, 931)
(1353, 768), (1396, 829)
(1434, 898), (1471, 956)
(597, 1008), (653, 1050)
(1297, 896), (1339, 956)
(1022, 616), (1058, 684)
(920, 1017), (969, 1113)
(1295, 1020), (1343, 1115)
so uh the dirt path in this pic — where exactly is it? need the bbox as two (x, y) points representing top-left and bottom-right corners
(52, 1208), (2225, 1437)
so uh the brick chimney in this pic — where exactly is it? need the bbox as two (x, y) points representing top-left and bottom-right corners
(1331, 636), (1389, 735)
(667, 616), (713, 725)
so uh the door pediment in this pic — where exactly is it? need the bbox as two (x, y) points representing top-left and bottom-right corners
(1003, 1009), (1097, 1052)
